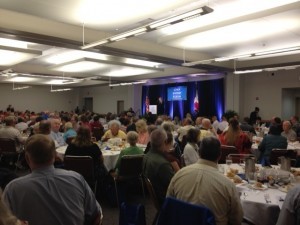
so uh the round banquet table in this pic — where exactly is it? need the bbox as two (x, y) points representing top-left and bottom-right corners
(56, 145), (120, 171)
(219, 163), (300, 225)
(56, 143), (147, 171)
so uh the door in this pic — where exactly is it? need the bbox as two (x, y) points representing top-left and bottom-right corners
(117, 100), (124, 115)
(296, 97), (300, 116)
(84, 97), (93, 112)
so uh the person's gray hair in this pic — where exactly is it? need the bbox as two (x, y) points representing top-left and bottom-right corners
(64, 122), (73, 130)
(161, 121), (175, 133)
(4, 116), (15, 126)
(202, 118), (211, 129)
(150, 128), (167, 152)
(108, 119), (121, 128)
(127, 131), (139, 146)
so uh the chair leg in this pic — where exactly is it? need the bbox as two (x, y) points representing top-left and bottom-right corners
(14, 153), (21, 173)
(139, 176), (146, 201)
(113, 178), (120, 208)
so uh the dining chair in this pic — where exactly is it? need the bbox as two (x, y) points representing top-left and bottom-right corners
(156, 197), (216, 225)
(113, 154), (145, 208)
(64, 155), (97, 193)
(219, 145), (238, 164)
(143, 176), (160, 225)
(270, 149), (297, 165)
(227, 154), (256, 164)
(0, 138), (22, 171)
(119, 202), (146, 225)
(180, 154), (186, 167)
(92, 127), (104, 141)
(65, 136), (75, 145)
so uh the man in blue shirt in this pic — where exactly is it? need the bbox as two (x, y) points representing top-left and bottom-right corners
(2, 134), (102, 225)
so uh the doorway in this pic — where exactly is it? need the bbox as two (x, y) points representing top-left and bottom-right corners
(84, 97), (93, 112)
(117, 100), (124, 115)
(296, 97), (300, 116)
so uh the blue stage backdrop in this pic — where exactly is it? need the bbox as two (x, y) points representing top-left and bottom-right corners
(141, 78), (224, 120)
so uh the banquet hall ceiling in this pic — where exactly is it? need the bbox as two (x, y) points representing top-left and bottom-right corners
(0, 0), (300, 87)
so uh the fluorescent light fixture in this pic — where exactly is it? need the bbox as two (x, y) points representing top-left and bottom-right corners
(109, 80), (147, 87)
(120, 82), (133, 86)
(81, 6), (213, 49)
(110, 27), (147, 41)
(215, 54), (252, 62)
(51, 88), (72, 92)
(12, 86), (31, 90)
(0, 38), (28, 48)
(182, 59), (213, 66)
(255, 47), (300, 56)
(125, 58), (161, 67)
(50, 58), (162, 76)
(148, 7), (212, 29)
(46, 50), (108, 64)
(104, 67), (158, 77)
(234, 69), (263, 74)
(50, 85), (72, 92)
(12, 82), (31, 91)
(132, 81), (147, 84)
(7, 77), (35, 82)
(0, 45), (42, 66)
(264, 65), (300, 71)
(81, 40), (109, 49)
(50, 58), (108, 72)
(109, 84), (120, 87)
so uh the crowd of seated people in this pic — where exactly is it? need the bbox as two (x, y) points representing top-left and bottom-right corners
(1, 105), (300, 224)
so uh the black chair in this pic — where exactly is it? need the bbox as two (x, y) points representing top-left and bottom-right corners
(113, 154), (145, 207)
(219, 145), (238, 164)
(270, 149), (297, 165)
(156, 197), (216, 225)
(64, 155), (97, 193)
(227, 154), (256, 164)
(92, 127), (104, 141)
(119, 202), (146, 225)
(0, 138), (22, 171)
(143, 176), (160, 225)
(179, 135), (188, 153)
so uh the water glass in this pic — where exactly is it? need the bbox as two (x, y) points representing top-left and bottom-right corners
(226, 156), (233, 167)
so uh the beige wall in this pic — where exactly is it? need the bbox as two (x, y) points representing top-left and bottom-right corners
(1, 69), (299, 120)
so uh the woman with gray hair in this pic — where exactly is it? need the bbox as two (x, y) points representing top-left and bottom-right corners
(101, 120), (127, 142)
(114, 131), (144, 174)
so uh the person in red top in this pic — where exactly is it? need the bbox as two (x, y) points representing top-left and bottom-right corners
(218, 118), (252, 154)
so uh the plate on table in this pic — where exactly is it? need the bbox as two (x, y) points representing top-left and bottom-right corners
(278, 184), (294, 193)
(252, 184), (268, 190)
(235, 180), (248, 186)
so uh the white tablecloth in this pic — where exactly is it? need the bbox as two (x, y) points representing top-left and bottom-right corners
(56, 145), (121, 171)
(220, 164), (290, 225)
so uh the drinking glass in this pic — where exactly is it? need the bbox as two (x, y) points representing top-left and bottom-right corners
(226, 156), (233, 167)
(248, 172), (257, 187)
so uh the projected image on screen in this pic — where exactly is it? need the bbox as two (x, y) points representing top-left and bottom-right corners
(167, 86), (187, 101)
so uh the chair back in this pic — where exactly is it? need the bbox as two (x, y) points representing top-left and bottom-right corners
(92, 127), (104, 141)
(64, 155), (96, 191)
(0, 138), (17, 155)
(156, 197), (216, 225)
(270, 149), (297, 165)
(143, 176), (160, 211)
(219, 145), (238, 164)
(66, 137), (75, 145)
(180, 154), (186, 167)
(180, 135), (188, 153)
(119, 154), (144, 177)
(227, 154), (256, 163)
(119, 202), (146, 225)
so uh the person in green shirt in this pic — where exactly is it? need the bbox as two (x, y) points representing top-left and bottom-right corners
(115, 131), (144, 174)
